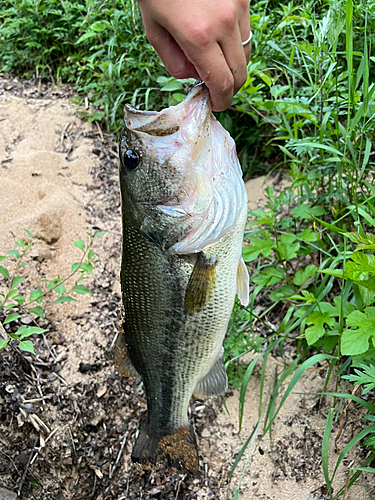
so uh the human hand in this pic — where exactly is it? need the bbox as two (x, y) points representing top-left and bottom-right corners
(138, 0), (251, 112)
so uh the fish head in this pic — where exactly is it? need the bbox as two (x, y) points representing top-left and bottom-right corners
(119, 83), (211, 227)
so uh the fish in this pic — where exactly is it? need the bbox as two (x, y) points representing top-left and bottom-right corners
(115, 83), (249, 472)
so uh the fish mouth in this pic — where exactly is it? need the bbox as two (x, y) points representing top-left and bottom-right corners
(123, 82), (211, 140)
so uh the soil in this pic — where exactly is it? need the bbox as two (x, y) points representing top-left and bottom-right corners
(1, 77), (375, 500)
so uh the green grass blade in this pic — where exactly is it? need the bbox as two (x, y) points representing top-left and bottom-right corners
(322, 408), (334, 498)
(317, 392), (375, 414)
(239, 354), (262, 432)
(334, 452), (375, 498)
(331, 424), (375, 483)
(263, 354), (336, 435)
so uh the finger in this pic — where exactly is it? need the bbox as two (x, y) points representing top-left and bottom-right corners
(139, 10), (200, 80)
(181, 40), (235, 112)
(219, 26), (248, 96)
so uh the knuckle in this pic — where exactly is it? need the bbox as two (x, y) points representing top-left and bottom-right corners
(238, 0), (250, 11)
(189, 23), (211, 47)
(218, 76), (234, 95)
(169, 65), (188, 79)
(220, 4), (236, 29)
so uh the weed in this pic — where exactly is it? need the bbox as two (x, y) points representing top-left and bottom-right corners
(0, 228), (105, 354)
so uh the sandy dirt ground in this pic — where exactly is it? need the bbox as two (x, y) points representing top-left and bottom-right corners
(1, 79), (375, 500)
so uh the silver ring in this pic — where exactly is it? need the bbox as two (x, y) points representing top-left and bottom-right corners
(241, 31), (253, 47)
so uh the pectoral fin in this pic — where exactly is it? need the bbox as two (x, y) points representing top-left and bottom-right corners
(236, 256), (249, 306)
(184, 252), (217, 313)
(195, 357), (228, 396)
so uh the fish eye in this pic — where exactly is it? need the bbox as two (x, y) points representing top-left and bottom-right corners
(121, 149), (140, 170)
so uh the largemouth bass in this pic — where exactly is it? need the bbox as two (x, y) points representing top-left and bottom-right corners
(115, 83), (249, 472)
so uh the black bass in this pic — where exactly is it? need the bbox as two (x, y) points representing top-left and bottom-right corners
(115, 83), (249, 472)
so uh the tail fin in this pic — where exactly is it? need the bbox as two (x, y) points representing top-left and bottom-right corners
(131, 423), (199, 472)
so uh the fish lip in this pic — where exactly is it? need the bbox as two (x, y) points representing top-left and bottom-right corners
(123, 82), (211, 138)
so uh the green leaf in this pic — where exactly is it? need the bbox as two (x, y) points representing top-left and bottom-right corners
(71, 262), (80, 273)
(0, 266), (9, 279)
(15, 240), (25, 248)
(3, 313), (22, 324)
(80, 263), (94, 275)
(74, 240), (85, 251)
(0, 256), (8, 262)
(6, 289), (19, 300)
(54, 284), (66, 295)
(75, 31), (97, 44)
(278, 240), (300, 260)
(4, 304), (17, 311)
(293, 265), (318, 286)
(171, 93), (186, 103)
(28, 306), (45, 319)
(251, 266), (285, 287)
(298, 228), (317, 242)
(242, 234), (275, 261)
(11, 276), (24, 289)
(342, 364), (375, 394)
(292, 204), (325, 220)
(54, 296), (78, 304)
(12, 295), (25, 305)
(160, 81), (184, 92)
(305, 311), (336, 345)
(295, 142), (344, 157)
(0, 339), (9, 350)
(342, 308), (375, 355)
(6, 249), (19, 260)
(18, 326), (48, 339)
(269, 285), (296, 302)
(87, 250), (94, 260)
(93, 231), (107, 240)
(47, 278), (63, 292)
(18, 340), (35, 354)
(29, 288), (44, 303)
(24, 229), (33, 237)
(72, 284), (91, 295)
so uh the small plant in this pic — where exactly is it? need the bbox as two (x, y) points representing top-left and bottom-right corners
(0, 227), (105, 354)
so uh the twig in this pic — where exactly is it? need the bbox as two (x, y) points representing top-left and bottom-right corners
(117, 467), (133, 500)
(66, 131), (82, 160)
(175, 474), (186, 499)
(17, 438), (38, 496)
(59, 122), (71, 151)
(54, 372), (69, 387)
(30, 427), (59, 466)
(95, 120), (104, 142)
(109, 431), (128, 479)
(90, 472), (97, 498)
(0, 450), (19, 473)
(68, 426), (76, 454)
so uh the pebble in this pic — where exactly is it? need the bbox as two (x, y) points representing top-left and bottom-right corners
(0, 487), (17, 500)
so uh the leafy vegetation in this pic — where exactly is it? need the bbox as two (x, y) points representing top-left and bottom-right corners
(0, 0), (168, 126)
(0, 228), (105, 354)
(1, 0), (375, 497)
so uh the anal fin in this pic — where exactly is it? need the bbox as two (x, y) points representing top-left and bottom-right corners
(185, 252), (217, 313)
(195, 357), (228, 396)
(236, 256), (249, 306)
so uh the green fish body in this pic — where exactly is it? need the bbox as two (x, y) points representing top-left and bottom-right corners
(115, 84), (249, 471)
